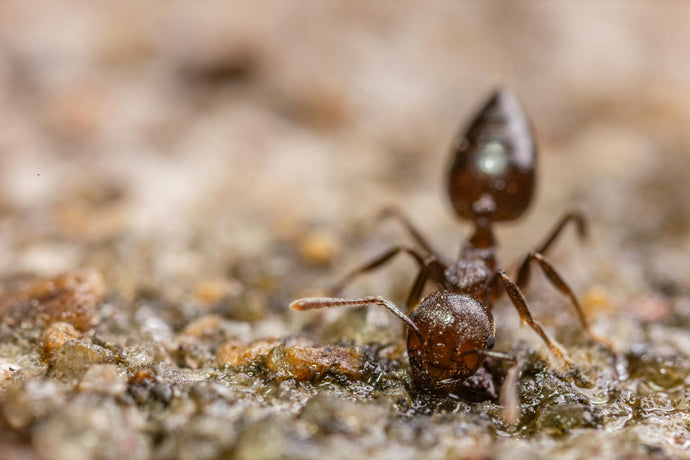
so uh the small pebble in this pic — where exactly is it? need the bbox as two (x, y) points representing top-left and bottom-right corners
(39, 322), (81, 359)
(215, 339), (280, 367)
(0, 269), (105, 331)
(129, 368), (157, 387)
(195, 279), (242, 304)
(77, 364), (127, 396)
(298, 230), (339, 266)
(181, 314), (224, 340)
(582, 285), (614, 316)
(266, 344), (364, 381)
(0, 360), (21, 385)
(2, 380), (64, 429)
(48, 340), (115, 378)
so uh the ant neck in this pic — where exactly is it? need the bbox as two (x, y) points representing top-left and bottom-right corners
(469, 218), (496, 249)
(462, 218), (497, 271)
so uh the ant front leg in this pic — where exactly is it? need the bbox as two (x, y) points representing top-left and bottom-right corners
(514, 252), (614, 351)
(516, 210), (587, 287)
(496, 270), (573, 368)
(405, 255), (448, 313)
(328, 246), (426, 296)
(397, 255), (447, 342)
(456, 349), (523, 424)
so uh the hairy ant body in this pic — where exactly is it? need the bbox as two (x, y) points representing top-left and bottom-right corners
(290, 89), (611, 417)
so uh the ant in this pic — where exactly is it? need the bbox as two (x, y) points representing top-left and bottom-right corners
(290, 89), (613, 420)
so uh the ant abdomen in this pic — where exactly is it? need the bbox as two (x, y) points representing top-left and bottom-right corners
(407, 291), (495, 393)
(448, 89), (536, 222)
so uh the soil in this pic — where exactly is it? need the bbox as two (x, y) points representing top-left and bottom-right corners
(0, 3), (689, 459)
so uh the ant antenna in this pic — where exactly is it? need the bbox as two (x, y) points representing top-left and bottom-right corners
(290, 296), (423, 340)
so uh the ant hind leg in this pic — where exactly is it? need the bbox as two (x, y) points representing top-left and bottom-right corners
(516, 210), (587, 288)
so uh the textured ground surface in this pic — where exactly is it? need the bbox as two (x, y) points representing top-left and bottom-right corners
(0, 2), (690, 459)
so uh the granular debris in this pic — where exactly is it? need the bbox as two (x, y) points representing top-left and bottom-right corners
(0, 3), (689, 460)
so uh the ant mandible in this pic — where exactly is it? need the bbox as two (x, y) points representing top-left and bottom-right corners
(290, 89), (612, 416)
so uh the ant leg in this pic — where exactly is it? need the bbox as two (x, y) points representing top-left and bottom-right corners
(405, 256), (448, 312)
(290, 296), (422, 340)
(405, 268), (429, 312)
(516, 210), (587, 287)
(398, 256), (448, 341)
(496, 270), (573, 368)
(457, 349), (522, 424)
(378, 207), (440, 259)
(328, 246), (426, 295)
(534, 210), (588, 254)
(516, 252), (614, 351)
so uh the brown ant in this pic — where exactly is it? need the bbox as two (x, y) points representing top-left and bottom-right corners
(290, 89), (612, 420)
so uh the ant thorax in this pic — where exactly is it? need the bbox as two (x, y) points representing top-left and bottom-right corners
(444, 258), (494, 304)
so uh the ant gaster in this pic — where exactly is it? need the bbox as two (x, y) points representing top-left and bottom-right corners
(290, 89), (612, 416)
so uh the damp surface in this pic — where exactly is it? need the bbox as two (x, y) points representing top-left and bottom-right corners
(0, 3), (690, 460)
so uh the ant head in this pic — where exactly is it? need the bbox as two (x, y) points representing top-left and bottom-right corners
(406, 292), (494, 393)
(448, 88), (536, 223)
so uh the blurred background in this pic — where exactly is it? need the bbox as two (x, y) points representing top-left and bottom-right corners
(2, 3), (690, 459)
(0, 1), (688, 320)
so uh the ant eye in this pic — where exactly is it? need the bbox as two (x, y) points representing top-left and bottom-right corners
(487, 335), (495, 350)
